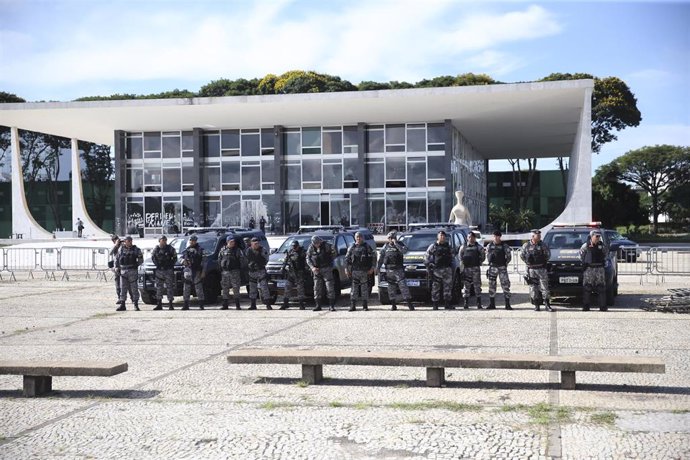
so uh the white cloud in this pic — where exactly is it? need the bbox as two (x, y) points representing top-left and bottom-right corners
(0, 1), (563, 94)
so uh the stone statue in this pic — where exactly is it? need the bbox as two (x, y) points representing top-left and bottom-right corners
(449, 190), (472, 226)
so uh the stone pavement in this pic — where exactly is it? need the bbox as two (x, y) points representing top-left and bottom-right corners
(0, 274), (688, 459)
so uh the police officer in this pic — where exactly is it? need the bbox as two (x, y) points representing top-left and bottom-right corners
(459, 231), (486, 309)
(151, 235), (177, 310)
(280, 240), (308, 310)
(115, 235), (143, 311)
(486, 230), (513, 310)
(425, 231), (455, 310)
(109, 234), (123, 306)
(580, 229), (609, 311)
(218, 236), (245, 310)
(377, 231), (413, 311)
(306, 235), (337, 312)
(245, 237), (272, 310)
(520, 229), (553, 312)
(182, 234), (205, 310)
(345, 232), (376, 311)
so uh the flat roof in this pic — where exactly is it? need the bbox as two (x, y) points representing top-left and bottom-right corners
(0, 80), (592, 159)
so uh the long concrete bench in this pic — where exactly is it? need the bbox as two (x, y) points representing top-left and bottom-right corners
(0, 361), (128, 397)
(227, 349), (665, 390)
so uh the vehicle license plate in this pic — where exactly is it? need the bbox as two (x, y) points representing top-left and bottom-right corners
(406, 279), (421, 287)
(276, 280), (286, 288)
(559, 276), (579, 284)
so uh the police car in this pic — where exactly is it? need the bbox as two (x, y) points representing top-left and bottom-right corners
(543, 222), (618, 305)
(378, 223), (471, 304)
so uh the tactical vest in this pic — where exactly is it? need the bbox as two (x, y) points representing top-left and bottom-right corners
(219, 247), (242, 271)
(525, 242), (547, 267)
(382, 244), (404, 268)
(487, 242), (508, 267)
(584, 243), (605, 267)
(461, 244), (482, 267)
(118, 247), (139, 268)
(286, 248), (306, 272)
(310, 243), (334, 268)
(246, 248), (267, 270)
(433, 243), (453, 268)
(351, 244), (373, 271)
(185, 246), (203, 270)
(152, 245), (176, 270)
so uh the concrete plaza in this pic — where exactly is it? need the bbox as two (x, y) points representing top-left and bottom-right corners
(0, 273), (688, 459)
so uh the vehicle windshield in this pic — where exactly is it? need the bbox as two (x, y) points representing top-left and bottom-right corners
(175, 237), (217, 254)
(398, 234), (438, 251)
(277, 235), (333, 252)
(607, 231), (624, 241)
(544, 231), (592, 249)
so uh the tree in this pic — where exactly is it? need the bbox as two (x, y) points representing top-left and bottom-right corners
(665, 182), (690, 226)
(591, 162), (647, 229)
(615, 145), (690, 233)
(79, 141), (115, 228)
(357, 81), (391, 91)
(258, 70), (357, 94)
(198, 78), (259, 97)
(0, 91), (25, 103)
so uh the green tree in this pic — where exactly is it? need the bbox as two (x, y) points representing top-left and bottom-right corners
(198, 78), (259, 97)
(261, 70), (357, 94)
(357, 81), (391, 91)
(615, 145), (690, 233)
(591, 162), (647, 228)
(0, 91), (25, 103)
(665, 182), (690, 226)
(79, 141), (115, 228)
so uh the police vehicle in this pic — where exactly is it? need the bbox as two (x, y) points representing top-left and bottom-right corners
(265, 227), (356, 303)
(377, 223), (472, 304)
(543, 222), (618, 305)
(137, 228), (269, 305)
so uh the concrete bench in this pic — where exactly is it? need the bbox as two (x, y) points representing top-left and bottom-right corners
(227, 349), (665, 390)
(0, 361), (128, 397)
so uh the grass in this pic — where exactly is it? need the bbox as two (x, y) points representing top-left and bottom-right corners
(329, 401), (344, 408)
(671, 409), (689, 414)
(295, 380), (309, 388)
(526, 403), (573, 426)
(259, 401), (295, 410)
(386, 401), (481, 412)
(590, 411), (618, 426)
(354, 402), (373, 410)
(498, 404), (527, 412)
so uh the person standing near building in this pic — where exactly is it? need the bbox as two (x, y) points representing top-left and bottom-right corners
(458, 231), (486, 309)
(151, 235), (177, 310)
(345, 231), (376, 311)
(580, 229), (608, 311)
(485, 230), (513, 310)
(425, 231), (455, 310)
(377, 231), (413, 311)
(218, 236), (245, 310)
(115, 236), (143, 311)
(76, 218), (84, 238)
(280, 240), (308, 310)
(259, 216), (266, 233)
(306, 235), (337, 312)
(109, 234), (123, 306)
(520, 229), (553, 312)
(245, 237), (272, 310)
(182, 234), (205, 310)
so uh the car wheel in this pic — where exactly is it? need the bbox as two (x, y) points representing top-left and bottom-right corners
(378, 287), (390, 305)
(139, 290), (156, 305)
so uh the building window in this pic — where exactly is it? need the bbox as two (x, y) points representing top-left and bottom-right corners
(162, 168), (181, 193)
(204, 133), (221, 157)
(367, 160), (384, 188)
(241, 131), (260, 156)
(427, 123), (445, 151)
(367, 126), (384, 153)
(285, 129), (301, 156)
(343, 126), (358, 153)
(241, 163), (260, 191)
(127, 136), (143, 159)
(385, 124), (405, 152)
(323, 161), (343, 190)
(344, 158), (359, 188)
(162, 135), (181, 159)
(221, 129), (240, 157)
(407, 158), (426, 188)
(302, 127), (321, 154)
(385, 157), (405, 188)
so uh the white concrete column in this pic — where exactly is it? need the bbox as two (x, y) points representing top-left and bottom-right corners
(10, 126), (53, 239)
(71, 138), (111, 238)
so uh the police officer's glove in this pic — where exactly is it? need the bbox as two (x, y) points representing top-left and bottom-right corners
(427, 263), (435, 270)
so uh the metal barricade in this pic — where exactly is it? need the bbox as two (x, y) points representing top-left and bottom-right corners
(59, 247), (97, 271)
(615, 246), (653, 276)
(5, 248), (40, 271)
(652, 246), (690, 275)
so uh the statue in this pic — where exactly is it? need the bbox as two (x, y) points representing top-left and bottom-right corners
(449, 190), (472, 226)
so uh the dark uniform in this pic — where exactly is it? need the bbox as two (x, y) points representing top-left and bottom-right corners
(109, 235), (123, 306)
(377, 232), (413, 311)
(280, 241), (308, 310)
(218, 237), (245, 310)
(306, 236), (337, 311)
(115, 236), (143, 311)
(579, 230), (609, 311)
(345, 238), (376, 311)
(182, 236), (205, 310)
(151, 237), (177, 310)
(425, 238), (455, 310)
(520, 231), (553, 311)
(459, 236), (486, 309)
(486, 235), (513, 310)
(245, 239), (272, 310)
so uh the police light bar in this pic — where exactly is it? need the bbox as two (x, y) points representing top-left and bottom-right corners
(551, 222), (602, 228)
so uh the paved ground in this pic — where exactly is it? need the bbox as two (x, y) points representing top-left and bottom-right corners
(0, 272), (688, 459)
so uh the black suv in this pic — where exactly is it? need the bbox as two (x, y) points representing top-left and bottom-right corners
(378, 223), (471, 304)
(543, 223), (618, 305)
(265, 228), (356, 303)
(138, 229), (269, 305)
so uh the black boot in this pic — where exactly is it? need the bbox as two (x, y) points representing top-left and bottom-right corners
(154, 300), (163, 311)
(487, 297), (496, 310)
(463, 298), (469, 310)
(313, 301), (322, 312)
(182, 301), (190, 310)
(583, 305), (590, 311)
(265, 301), (272, 310)
(116, 303), (126, 312)
(299, 300), (305, 310)
(545, 299), (554, 312)
(532, 298), (540, 311)
(116, 299), (123, 305)
(363, 301), (369, 311)
(582, 289), (591, 312)
(407, 300), (414, 311)
(168, 300), (174, 310)
(235, 299), (241, 310)
(432, 302), (439, 310)
(329, 300), (336, 312)
(249, 299), (257, 310)
(444, 300), (452, 310)
(391, 302), (397, 311)
(505, 298), (512, 310)
(349, 302), (356, 312)
(221, 299), (229, 310)
(476, 297), (483, 310)
(198, 301), (204, 310)
(280, 298), (289, 310)
(133, 302), (140, 311)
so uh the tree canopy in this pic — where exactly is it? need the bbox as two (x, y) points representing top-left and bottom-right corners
(591, 162), (647, 229)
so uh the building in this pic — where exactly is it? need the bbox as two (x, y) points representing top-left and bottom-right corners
(0, 80), (594, 237)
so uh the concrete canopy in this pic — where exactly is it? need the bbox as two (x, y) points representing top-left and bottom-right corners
(0, 80), (593, 159)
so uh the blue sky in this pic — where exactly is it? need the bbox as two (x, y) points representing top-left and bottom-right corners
(1, 0), (688, 173)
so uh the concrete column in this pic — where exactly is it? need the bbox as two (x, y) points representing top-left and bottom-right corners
(10, 126), (53, 239)
(113, 130), (127, 235)
(273, 125), (285, 234)
(192, 128), (204, 226)
(71, 138), (110, 239)
(443, 119), (454, 222)
(357, 123), (367, 225)
(301, 364), (323, 384)
(426, 367), (445, 387)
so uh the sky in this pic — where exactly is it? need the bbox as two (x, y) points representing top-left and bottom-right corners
(0, 0), (688, 173)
